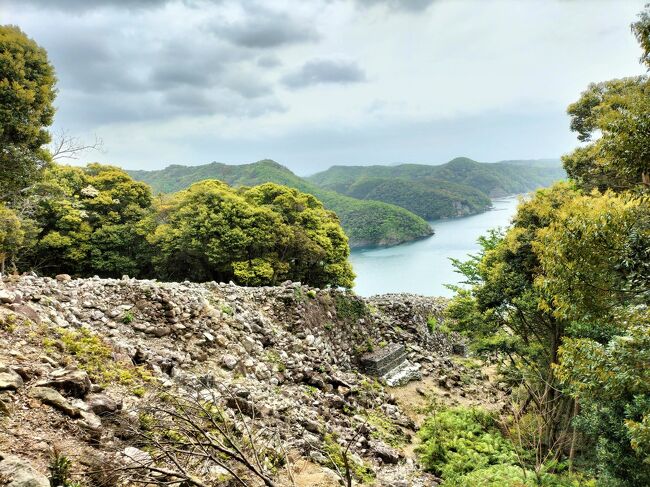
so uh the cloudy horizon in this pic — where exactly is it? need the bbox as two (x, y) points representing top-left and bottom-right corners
(1, 0), (646, 175)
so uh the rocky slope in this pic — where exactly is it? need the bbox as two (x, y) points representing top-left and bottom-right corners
(0, 275), (504, 486)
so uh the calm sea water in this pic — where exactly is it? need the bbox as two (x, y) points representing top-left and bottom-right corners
(349, 196), (521, 297)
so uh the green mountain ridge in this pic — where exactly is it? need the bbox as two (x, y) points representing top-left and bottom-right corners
(128, 160), (433, 248)
(308, 157), (566, 199)
(128, 157), (565, 248)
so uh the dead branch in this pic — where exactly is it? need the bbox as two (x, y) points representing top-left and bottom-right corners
(112, 381), (282, 487)
(50, 129), (104, 161)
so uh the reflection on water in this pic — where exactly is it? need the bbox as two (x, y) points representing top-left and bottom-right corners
(349, 196), (522, 297)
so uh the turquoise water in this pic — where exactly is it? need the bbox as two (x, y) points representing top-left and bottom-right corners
(349, 196), (521, 297)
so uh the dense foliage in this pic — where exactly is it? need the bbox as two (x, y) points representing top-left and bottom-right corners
(10, 165), (355, 288)
(0, 203), (25, 273)
(129, 159), (433, 247)
(334, 177), (491, 220)
(308, 157), (565, 201)
(563, 77), (650, 190)
(442, 7), (650, 485)
(21, 164), (154, 277)
(150, 181), (354, 287)
(0, 25), (57, 201)
(417, 406), (591, 486)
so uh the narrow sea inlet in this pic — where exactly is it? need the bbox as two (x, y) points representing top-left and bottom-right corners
(350, 196), (522, 297)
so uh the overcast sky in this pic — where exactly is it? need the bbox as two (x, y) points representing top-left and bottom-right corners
(1, 0), (647, 175)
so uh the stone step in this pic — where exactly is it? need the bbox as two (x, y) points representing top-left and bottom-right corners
(360, 343), (407, 376)
(374, 350), (408, 377)
(382, 360), (422, 387)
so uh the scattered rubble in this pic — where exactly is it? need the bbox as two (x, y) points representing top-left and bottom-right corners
(0, 275), (501, 485)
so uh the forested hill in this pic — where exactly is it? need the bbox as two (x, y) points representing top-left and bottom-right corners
(308, 157), (566, 199)
(129, 157), (565, 247)
(128, 160), (433, 248)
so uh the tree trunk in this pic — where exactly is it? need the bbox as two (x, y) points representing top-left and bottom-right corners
(568, 399), (580, 470)
(642, 172), (650, 186)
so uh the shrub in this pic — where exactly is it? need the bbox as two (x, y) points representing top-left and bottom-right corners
(121, 311), (134, 324)
(0, 313), (17, 332)
(334, 293), (367, 322)
(416, 407), (517, 480)
(48, 450), (82, 487)
(427, 315), (451, 334)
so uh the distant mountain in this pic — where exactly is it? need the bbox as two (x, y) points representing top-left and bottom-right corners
(129, 157), (565, 249)
(333, 176), (492, 220)
(128, 160), (433, 248)
(308, 157), (566, 200)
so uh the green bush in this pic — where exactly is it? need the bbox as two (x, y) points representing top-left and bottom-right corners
(48, 450), (82, 487)
(417, 407), (518, 480)
(121, 311), (134, 324)
(334, 293), (367, 322)
(417, 406), (597, 486)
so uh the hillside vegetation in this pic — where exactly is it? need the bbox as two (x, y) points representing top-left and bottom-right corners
(329, 176), (492, 220)
(129, 160), (433, 247)
(308, 157), (565, 202)
(129, 157), (565, 247)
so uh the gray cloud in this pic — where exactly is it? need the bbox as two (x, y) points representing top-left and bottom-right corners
(3, 0), (642, 173)
(257, 55), (282, 68)
(9, 0), (435, 13)
(354, 0), (437, 12)
(2, 0), (176, 11)
(10, 3), (282, 125)
(217, 8), (319, 48)
(282, 59), (367, 88)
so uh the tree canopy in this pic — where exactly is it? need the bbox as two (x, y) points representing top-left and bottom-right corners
(150, 180), (354, 287)
(23, 163), (153, 277)
(564, 77), (650, 189)
(0, 25), (57, 200)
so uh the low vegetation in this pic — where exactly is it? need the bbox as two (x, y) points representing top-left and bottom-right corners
(418, 406), (594, 486)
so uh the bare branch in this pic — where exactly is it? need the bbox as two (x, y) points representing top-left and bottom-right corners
(49, 129), (104, 161)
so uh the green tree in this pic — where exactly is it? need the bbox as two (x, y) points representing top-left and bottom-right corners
(534, 191), (649, 327)
(243, 183), (354, 288)
(447, 184), (581, 463)
(150, 180), (283, 284)
(0, 204), (25, 273)
(535, 192), (650, 484)
(632, 3), (650, 69)
(0, 25), (57, 200)
(150, 180), (354, 288)
(563, 77), (650, 190)
(556, 321), (650, 485)
(25, 163), (153, 277)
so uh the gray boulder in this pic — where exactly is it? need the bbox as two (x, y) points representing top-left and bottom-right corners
(221, 354), (238, 370)
(28, 387), (81, 418)
(36, 369), (91, 398)
(0, 366), (23, 391)
(0, 453), (49, 487)
(85, 393), (122, 416)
